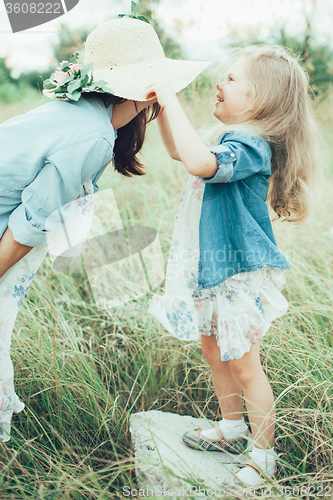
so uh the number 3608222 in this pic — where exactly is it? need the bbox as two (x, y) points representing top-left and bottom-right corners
(5, 3), (61, 14)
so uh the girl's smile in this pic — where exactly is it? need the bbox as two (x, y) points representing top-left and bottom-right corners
(213, 57), (251, 124)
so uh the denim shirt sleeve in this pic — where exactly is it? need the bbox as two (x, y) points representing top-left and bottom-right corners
(201, 132), (271, 184)
(8, 136), (113, 246)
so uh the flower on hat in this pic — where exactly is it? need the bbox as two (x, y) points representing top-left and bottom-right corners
(43, 52), (114, 102)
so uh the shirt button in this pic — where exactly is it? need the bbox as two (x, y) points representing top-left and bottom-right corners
(230, 153), (235, 157)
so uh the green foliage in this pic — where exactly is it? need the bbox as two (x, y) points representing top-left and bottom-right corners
(229, 28), (333, 99)
(43, 56), (114, 102)
(137, 0), (183, 58)
(0, 58), (17, 103)
(0, 58), (46, 103)
(1, 86), (333, 496)
(0, 57), (15, 84)
(278, 30), (333, 97)
(0, 0), (183, 105)
(18, 69), (51, 92)
(52, 23), (90, 65)
(118, 0), (150, 23)
(0, 57), (49, 102)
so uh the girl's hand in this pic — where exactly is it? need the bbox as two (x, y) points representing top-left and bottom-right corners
(145, 83), (178, 109)
(146, 82), (218, 177)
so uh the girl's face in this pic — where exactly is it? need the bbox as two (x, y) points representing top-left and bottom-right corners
(213, 57), (251, 124)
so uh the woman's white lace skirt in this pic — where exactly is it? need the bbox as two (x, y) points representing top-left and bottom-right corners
(0, 178), (94, 442)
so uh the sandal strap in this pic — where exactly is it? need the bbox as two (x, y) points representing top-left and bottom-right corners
(214, 424), (224, 442)
(242, 460), (261, 475)
(193, 425), (248, 447)
(239, 459), (277, 478)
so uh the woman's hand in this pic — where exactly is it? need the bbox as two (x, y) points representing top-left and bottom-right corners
(145, 83), (178, 109)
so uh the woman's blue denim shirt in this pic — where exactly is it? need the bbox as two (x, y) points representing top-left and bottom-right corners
(198, 131), (291, 289)
(0, 96), (116, 246)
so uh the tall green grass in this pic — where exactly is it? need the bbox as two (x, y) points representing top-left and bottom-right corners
(0, 88), (333, 498)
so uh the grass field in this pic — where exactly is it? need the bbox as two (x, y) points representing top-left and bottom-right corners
(0, 87), (333, 499)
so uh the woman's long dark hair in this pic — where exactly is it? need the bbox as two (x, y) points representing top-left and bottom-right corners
(83, 92), (160, 176)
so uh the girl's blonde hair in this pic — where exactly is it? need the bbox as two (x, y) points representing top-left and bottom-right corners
(208, 45), (322, 224)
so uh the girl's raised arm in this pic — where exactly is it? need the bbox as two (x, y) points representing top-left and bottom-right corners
(146, 83), (217, 178)
(156, 108), (181, 161)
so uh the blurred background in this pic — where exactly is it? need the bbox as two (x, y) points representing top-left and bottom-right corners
(1, 0), (333, 497)
(1, 0), (333, 104)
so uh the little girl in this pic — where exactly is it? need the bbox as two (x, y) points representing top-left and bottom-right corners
(146, 45), (321, 488)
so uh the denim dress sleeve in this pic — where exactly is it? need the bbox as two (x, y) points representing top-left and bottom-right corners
(8, 136), (113, 247)
(201, 132), (271, 184)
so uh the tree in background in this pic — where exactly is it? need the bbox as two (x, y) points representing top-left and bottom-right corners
(0, 57), (25, 102)
(0, 0), (183, 103)
(136, 0), (183, 58)
(52, 24), (90, 64)
(228, 0), (333, 98)
(51, 0), (183, 66)
(1, 0), (332, 103)
(0, 57), (15, 85)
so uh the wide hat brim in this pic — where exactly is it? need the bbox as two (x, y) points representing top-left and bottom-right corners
(92, 57), (210, 101)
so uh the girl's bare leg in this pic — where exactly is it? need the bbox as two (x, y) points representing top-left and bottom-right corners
(201, 335), (275, 448)
(229, 341), (275, 448)
(201, 334), (243, 420)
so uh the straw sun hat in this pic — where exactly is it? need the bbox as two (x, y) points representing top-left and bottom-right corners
(83, 17), (210, 101)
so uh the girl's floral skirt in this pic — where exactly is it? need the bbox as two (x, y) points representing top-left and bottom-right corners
(149, 175), (289, 361)
(0, 179), (94, 442)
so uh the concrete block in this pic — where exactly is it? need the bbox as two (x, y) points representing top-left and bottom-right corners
(129, 410), (251, 495)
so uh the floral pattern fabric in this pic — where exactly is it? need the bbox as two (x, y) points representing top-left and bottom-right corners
(149, 175), (289, 361)
(0, 179), (95, 443)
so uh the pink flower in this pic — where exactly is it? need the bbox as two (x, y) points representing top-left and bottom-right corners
(54, 70), (69, 84)
(69, 63), (81, 72)
(244, 327), (262, 344)
(194, 298), (205, 310)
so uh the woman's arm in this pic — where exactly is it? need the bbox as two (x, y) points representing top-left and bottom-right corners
(0, 228), (32, 279)
(145, 83), (217, 178)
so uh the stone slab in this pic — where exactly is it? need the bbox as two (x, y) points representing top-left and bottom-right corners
(129, 410), (251, 494)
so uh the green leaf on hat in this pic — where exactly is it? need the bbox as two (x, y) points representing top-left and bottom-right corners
(66, 91), (81, 101)
(67, 79), (82, 93)
(81, 62), (93, 79)
(43, 79), (57, 89)
(92, 80), (107, 88)
(60, 75), (75, 85)
(118, 13), (149, 23)
(60, 61), (71, 72)
(70, 50), (81, 64)
(137, 15), (150, 23)
(81, 74), (89, 87)
(118, 1), (150, 24)
(100, 86), (115, 95)
(131, 1), (137, 15)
